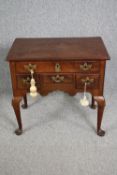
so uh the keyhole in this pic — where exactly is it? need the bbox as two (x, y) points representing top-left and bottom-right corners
(55, 63), (61, 72)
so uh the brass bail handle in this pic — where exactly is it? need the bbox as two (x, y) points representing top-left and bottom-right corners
(22, 77), (31, 85)
(80, 62), (92, 71)
(81, 77), (94, 85)
(24, 63), (37, 72)
(51, 74), (64, 83)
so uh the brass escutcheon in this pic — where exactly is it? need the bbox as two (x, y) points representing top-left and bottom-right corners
(80, 62), (92, 71)
(81, 77), (94, 85)
(55, 63), (61, 72)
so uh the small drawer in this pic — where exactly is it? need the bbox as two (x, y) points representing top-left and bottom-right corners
(40, 73), (75, 92)
(16, 74), (39, 90)
(15, 61), (76, 73)
(77, 61), (99, 73)
(76, 74), (100, 89)
(41, 73), (75, 84)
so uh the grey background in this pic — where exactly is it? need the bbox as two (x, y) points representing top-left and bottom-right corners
(0, 0), (117, 94)
(0, 1), (117, 175)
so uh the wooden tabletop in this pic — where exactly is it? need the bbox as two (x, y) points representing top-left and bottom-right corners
(7, 37), (110, 61)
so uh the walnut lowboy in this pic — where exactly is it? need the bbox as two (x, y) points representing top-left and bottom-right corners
(7, 37), (110, 136)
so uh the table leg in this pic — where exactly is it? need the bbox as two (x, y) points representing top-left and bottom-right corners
(90, 95), (97, 109)
(21, 94), (28, 109)
(12, 97), (23, 135)
(94, 96), (106, 136)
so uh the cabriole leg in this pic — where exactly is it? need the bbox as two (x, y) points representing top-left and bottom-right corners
(94, 96), (106, 136)
(21, 94), (28, 109)
(90, 95), (96, 109)
(12, 97), (23, 135)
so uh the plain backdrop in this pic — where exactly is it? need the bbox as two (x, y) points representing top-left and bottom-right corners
(0, 0), (117, 95)
(0, 1), (117, 175)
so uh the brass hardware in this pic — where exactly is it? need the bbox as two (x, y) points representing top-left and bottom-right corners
(24, 63), (37, 72)
(55, 63), (61, 72)
(80, 62), (92, 71)
(81, 77), (94, 85)
(22, 77), (30, 85)
(51, 74), (64, 83)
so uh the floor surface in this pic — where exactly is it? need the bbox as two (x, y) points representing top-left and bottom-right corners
(0, 90), (117, 175)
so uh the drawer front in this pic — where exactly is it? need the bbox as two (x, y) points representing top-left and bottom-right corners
(15, 61), (76, 73)
(77, 61), (99, 73)
(41, 73), (75, 84)
(15, 61), (100, 74)
(40, 73), (75, 93)
(16, 74), (39, 90)
(76, 74), (100, 89)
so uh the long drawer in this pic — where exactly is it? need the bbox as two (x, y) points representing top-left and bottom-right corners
(15, 61), (100, 73)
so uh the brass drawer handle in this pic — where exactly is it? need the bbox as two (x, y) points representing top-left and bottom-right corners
(51, 74), (64, 83)
(22, 77), (31, 85)
(80, 62), (92, 71)
(81, 77), (94, 85)
(55, 63), (61, 72)
(24, 63), (37, 72)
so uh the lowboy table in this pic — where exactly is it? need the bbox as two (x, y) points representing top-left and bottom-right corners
(7, 37), (110, 136)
